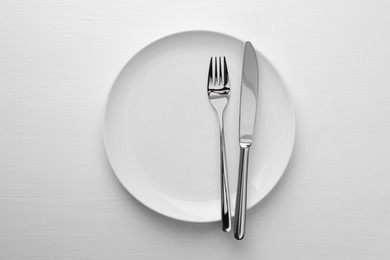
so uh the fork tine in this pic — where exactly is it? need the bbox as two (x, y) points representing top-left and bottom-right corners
(221, 57), (225, 85)
(208, 57), (213, 86)
(223, 56), (229, 86)
(215, 57), (218, 85)
(218, 57), (222, 86)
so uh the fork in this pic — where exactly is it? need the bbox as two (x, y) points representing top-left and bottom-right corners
(207, 57), (232, 232)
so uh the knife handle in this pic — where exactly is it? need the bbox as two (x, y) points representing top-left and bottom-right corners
(234, 144), (250, 240)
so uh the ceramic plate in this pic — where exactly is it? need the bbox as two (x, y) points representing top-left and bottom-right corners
(104, 31), (295, 222)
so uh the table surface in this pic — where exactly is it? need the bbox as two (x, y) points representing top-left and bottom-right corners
(1, 0), (390, 259)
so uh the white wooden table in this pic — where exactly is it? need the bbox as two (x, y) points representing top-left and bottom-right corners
(1, 0), (390, 259)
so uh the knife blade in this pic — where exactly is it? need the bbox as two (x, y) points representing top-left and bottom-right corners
(234, 41), (259, 240)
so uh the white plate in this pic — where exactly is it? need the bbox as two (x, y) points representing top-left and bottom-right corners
(104, 31), (295, 223)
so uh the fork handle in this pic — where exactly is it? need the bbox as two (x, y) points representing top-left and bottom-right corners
(220, 127), (232, 232)
(234, 144), (250, 240)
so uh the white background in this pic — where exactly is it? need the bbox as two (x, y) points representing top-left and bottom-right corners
(1, 0), (390, 259)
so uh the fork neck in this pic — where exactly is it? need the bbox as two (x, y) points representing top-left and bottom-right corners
(217, 112), (225, 133)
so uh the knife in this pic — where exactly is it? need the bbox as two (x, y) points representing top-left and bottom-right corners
(234, 41), (259, 240)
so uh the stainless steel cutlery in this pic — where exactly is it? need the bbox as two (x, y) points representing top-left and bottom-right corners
(207, 56), (232, 232)
(207, 42), (259, 239)
(234, 42), (259, 240)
